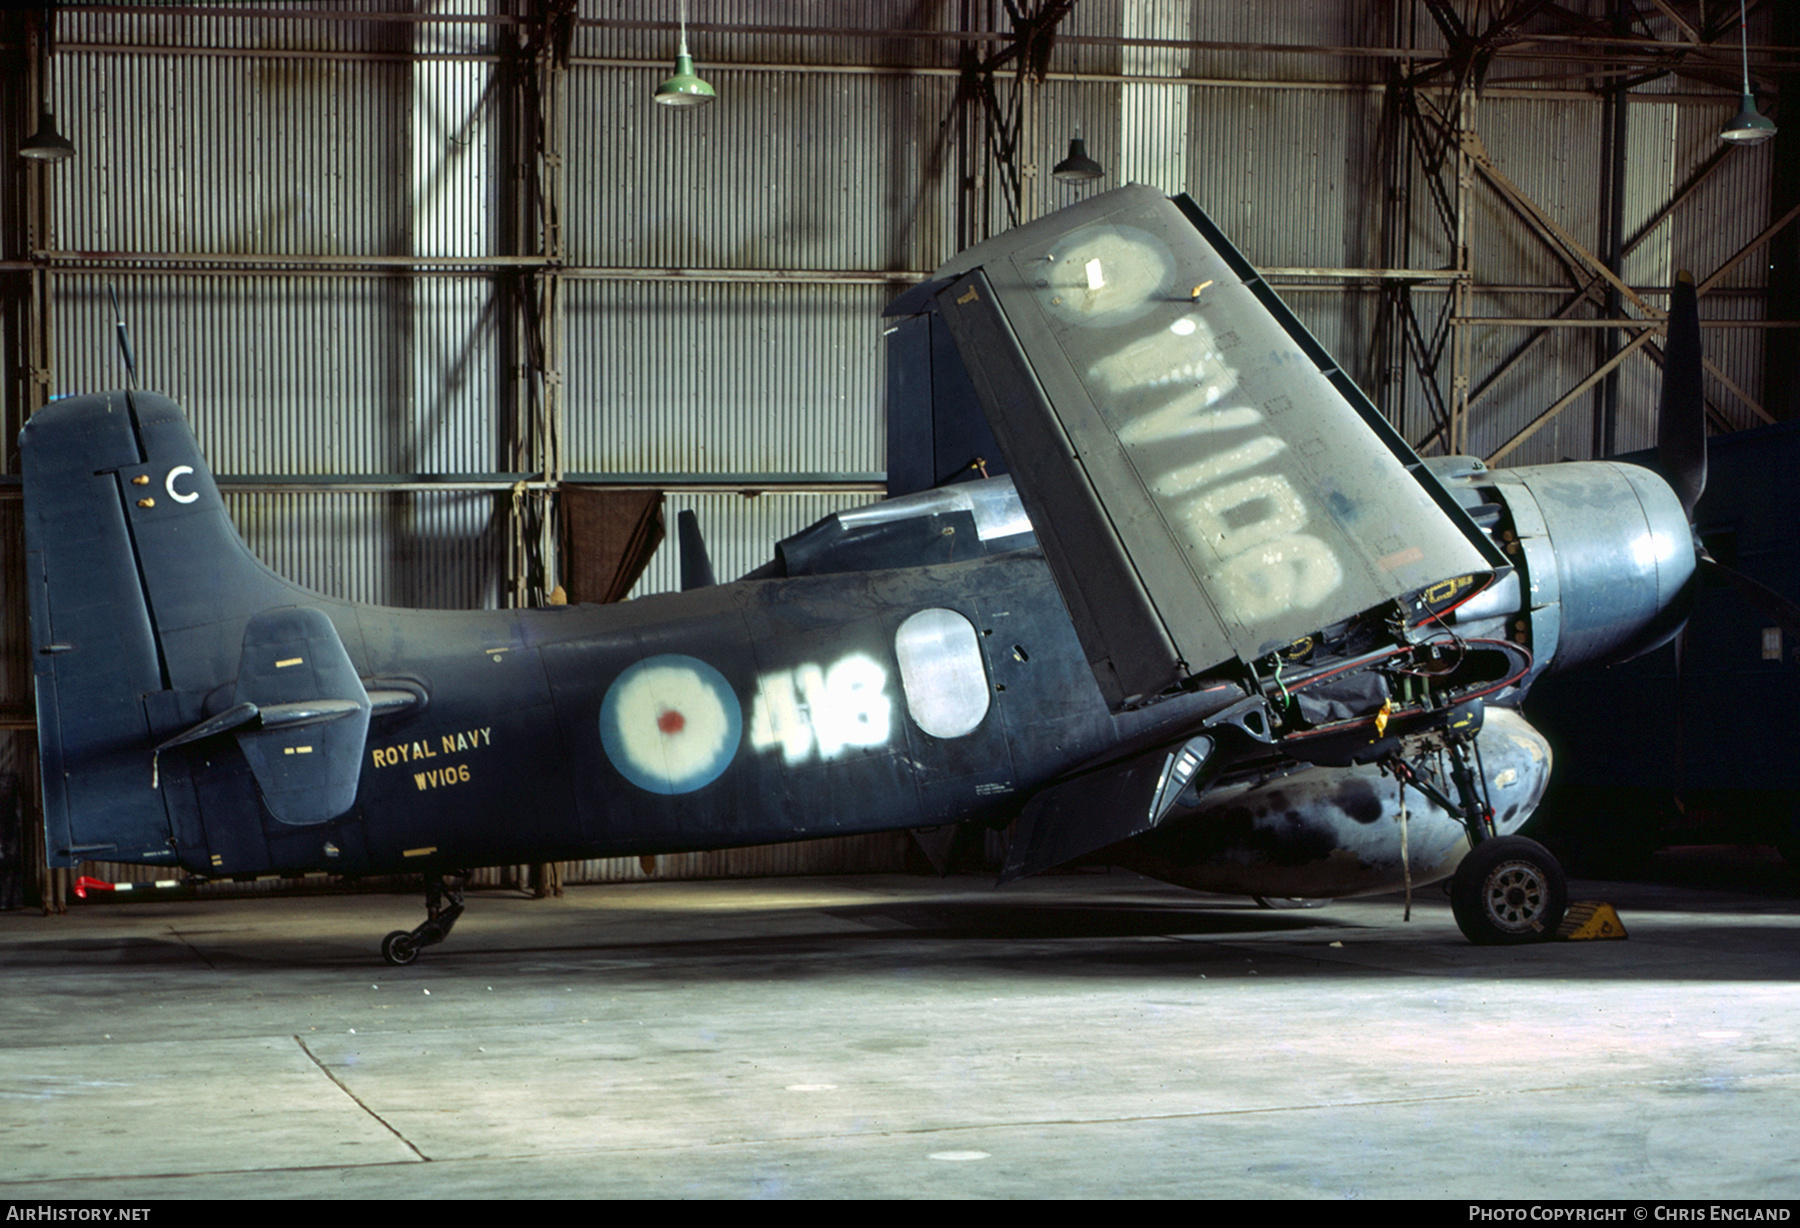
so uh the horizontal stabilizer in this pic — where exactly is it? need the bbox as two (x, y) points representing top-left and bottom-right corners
(923, 186), (1499, 708)
(156, 702), (260, 754)
(151, 702), (259, 789)
(231, 607), (371, 826)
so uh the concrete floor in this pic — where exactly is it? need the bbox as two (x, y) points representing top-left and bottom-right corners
(2, 853), (1798, 1199)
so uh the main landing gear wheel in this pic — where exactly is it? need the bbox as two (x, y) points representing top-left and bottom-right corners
(382, 931), (419, 967)
(1451, 835), (1568, 945)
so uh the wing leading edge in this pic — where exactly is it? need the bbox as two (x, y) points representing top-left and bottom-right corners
(910, 185), (1503, 709)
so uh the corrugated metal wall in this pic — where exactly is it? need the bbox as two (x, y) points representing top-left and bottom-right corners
(0, 2), (1783, 899)
(54, 273), (504, 478)
(563, 280), (886, 482)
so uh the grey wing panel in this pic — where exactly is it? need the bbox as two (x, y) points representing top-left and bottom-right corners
(931, 274), (1181, 708)
(931, 186), (1496, 708)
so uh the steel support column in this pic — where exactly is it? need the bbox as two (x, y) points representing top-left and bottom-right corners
(22, 13), (54, 419)
(1593, 0), (1633, 460)
(507, 0), (571, 609)
(1450, 80), (1476, 457)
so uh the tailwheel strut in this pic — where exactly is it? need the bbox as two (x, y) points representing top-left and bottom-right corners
(381, 873), (467, 966)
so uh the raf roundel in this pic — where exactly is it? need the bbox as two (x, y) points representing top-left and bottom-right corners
(599, 654), (743, 794)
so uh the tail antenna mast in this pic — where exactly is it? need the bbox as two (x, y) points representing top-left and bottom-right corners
(107, 284), (140, 391)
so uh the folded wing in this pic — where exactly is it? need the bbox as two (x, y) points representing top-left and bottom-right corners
(910, 185), (1501, 709)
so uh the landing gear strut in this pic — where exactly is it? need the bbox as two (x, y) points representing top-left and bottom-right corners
(381, 874), (466, 966)
(1384, 699), (1568, 944)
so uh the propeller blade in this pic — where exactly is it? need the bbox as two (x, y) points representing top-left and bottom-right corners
(1658, 269), (1706, 520)
(1699, 553), (1800, 643)
(677, 509), (717, 591)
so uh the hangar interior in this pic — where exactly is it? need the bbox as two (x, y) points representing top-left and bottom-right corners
(2, 0), (1794, 897)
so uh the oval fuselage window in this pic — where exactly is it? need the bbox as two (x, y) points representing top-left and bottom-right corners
(894, 608), (990, 739)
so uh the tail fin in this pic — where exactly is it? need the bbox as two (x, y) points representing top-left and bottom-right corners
(22, 391), (359, 868)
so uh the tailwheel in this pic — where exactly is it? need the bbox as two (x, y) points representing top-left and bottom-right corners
(1451, 835), (1567, 945)
(377, 873), (467, 965)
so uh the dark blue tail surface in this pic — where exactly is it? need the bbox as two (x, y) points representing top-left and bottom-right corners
(23, 392), (336, 867)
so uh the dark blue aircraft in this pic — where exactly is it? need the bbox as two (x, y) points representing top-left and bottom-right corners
(23, 187), (1717, 962)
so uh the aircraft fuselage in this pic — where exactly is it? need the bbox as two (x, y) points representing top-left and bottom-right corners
(25, 392), (1552, 903)
(241, 549), (1197, 879)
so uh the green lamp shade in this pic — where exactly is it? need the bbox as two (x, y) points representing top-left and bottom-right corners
(1720, 92), (1776, 145)
(21, 111), (76, 162)
(655, 53), (715, 107)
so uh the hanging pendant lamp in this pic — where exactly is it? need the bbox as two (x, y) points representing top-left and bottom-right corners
(1722, 95), (1777, 144)
(21, 9), (75, 163)
(1720, 0), (1775, 145)
(1053, 136), (1104, 183)
(1054, 45), (1102, 186)
(654, 1), (715, 108)
(21, 111), (76, 162)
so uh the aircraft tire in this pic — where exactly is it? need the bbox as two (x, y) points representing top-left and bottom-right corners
(1451, 836), (1567, 945)
(381, 931), (420, 966)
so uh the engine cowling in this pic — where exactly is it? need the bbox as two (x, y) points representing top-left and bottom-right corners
(1490, 461), (1695, 676)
